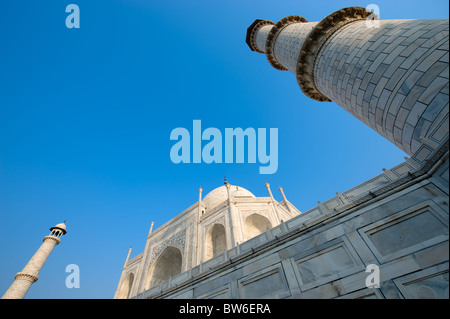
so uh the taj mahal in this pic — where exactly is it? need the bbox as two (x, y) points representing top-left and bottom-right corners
(113, 6), (449, 299)
(2, 5), (449, 299)
(115, 180), (300, 299)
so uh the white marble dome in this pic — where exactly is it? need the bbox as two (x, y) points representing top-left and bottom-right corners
(202, 185), (254, 210)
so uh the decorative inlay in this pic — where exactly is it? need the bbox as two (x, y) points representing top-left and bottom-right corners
(150, 229), (186, 263)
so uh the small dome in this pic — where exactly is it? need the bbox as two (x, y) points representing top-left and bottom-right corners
(50, 222), (67, 234)
(55, 223), (66, 230)
(202, 185), (254, 210)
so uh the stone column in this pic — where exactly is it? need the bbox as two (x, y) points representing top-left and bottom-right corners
(114, 247), (133, 299)
(264, 182), (281, 224)
(278, 186), (293, 213)
(246, 7), (449, 155)
(133, 221), (154, 296)
(197, 187), (203, 265)
(147, 221), (155, 238)
(123, 247), (133, 268)
(225, 181), (238, 246)
(198, 187), (203, 216)
(2, 222), (67, 299)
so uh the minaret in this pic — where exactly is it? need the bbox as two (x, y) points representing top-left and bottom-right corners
(246, 7), (449, 155)
(2, 221), (67, 299)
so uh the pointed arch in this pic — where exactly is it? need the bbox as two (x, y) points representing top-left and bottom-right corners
(117, 272), (134, 299)
(205, 223), (227, 261)
(146, 246), (182, 289)
(244, 213), (272, 241)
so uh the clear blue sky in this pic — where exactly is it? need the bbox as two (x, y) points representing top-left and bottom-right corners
(0, 0), (448, 298)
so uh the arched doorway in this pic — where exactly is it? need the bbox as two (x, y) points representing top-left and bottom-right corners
(205, 224), (227, 261)
(147, 246), (182, 289)
(117, 272), (134, 299)
(244, 214), (272, 240)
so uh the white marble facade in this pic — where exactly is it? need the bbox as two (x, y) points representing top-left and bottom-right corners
(115, 7), (449, 300)
(114, 183), (300, 299)
(128, 138), (448, 300)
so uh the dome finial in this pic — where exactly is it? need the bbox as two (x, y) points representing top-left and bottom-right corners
(224, 176), (229, 185)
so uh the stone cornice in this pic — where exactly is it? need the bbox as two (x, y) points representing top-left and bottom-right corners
(296, 6), (375, 101)
(43, 235), (61, 245)
(265, 15), (308, 71)
(246, 19), (274, 53)
(14, 272), (39, 283)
